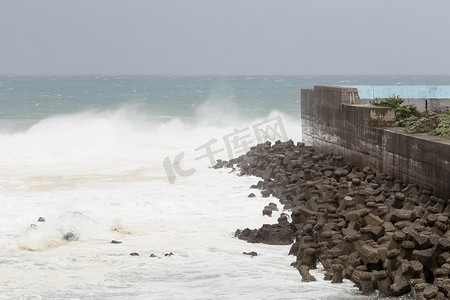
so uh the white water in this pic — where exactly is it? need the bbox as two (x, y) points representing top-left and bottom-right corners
(0, 108), (367, 299)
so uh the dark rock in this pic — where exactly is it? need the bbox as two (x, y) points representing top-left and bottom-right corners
(390, 260), (415, 296)
(400, 240), (415, 260)
(268, 202), (278, 211)
(423, 284), (438, 299)
(212, 159), (226, 169)
(277, 214), (289, 225)
(243, 251), (258, 257)
(63, 232), (79, 242)
(111, 240), (122, 244)
(331, 264), (344, 283)
(263, 202), (279, 216)
(262, 208), (272, 217)
(248, 193), (256, 198)
(235, 224), (293, 245)
(391, 209), (414, 222)
(438, 252), (450, 265)
(299, 248), (317, 269)
(291, 205), (316, 224)
(298, 265), (316, 282)
(261, 189), (272, 198)
(359, 271), (375, 295)
(37, 217), (45, 222)
(358, 244), (381, 265)
(374, 271), (391, 297)
(130, 252), (139, 256)
(434, 278), (450, 297)
(363, 213), (383, 227)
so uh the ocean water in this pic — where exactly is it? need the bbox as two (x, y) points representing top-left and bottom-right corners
(1, 75), (449, 300)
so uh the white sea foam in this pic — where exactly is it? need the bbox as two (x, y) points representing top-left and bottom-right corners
(0, 107), (369, 299)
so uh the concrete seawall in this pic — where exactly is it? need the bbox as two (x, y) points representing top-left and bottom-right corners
(301, 85), (450, 199)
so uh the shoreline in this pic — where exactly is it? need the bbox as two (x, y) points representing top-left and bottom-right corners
(216, 140), (449, 299)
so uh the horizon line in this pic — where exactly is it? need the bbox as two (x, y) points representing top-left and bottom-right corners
(2, 73), (450, 77)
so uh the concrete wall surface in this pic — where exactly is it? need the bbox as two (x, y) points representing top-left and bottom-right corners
(301, 85), (450, 199)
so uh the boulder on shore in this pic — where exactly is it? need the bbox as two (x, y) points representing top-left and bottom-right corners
(235, 224), (293, 245)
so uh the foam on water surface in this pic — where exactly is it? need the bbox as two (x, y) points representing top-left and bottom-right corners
(0, 106), (372, 299)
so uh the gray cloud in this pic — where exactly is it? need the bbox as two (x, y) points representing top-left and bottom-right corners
(1, 0), (449, 75)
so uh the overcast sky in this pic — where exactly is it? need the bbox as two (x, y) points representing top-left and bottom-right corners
(1, 0), (450, 75)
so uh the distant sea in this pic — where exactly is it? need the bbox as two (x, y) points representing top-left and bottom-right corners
(1, 75), (449, 299)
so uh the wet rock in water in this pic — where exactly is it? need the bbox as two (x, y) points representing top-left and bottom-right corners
(165, 252), (174, 257)
(358, 271), (375, 295)
(263, 202), (279, 217)
(277, 213), (289, 225)
(130, 252), (139, 256)
(235, 224), (293, 245)
(298, 265), (316, 282)
(268, 202), (278, 211)
(243, 251), (258, 257)
(299, 248), (317, 269)
(63, 232), (79, 241)
(374, 271), (391, 297)
(262, 208), (272, 217)
(37, 217), (45, 222)
(331, 264), (344, 283)
(149, 254), (160, 258)
(111, 240), (122, 244)
(261, 189), (272, 198)
(212, 159), (226, 169)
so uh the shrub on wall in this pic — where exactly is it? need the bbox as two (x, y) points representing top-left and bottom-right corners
(404, 112), (441, 134)
(400, 112), (449, 139)
(370, 95), (419, 125)
(371, 96), (449, 139)
(428, 114), (450, 139)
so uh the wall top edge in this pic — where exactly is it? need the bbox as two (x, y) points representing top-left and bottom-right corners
(361, 97), (450, 101)
(313, 85), (359, 92)
(342, 103), (391, 110)
(381, 127), (450, 146)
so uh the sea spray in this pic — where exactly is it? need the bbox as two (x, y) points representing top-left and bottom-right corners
(0, 109), (365, 299)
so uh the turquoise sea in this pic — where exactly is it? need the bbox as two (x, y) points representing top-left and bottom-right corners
(0, 75), (449, 299)
(2, 75), (450, 129)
